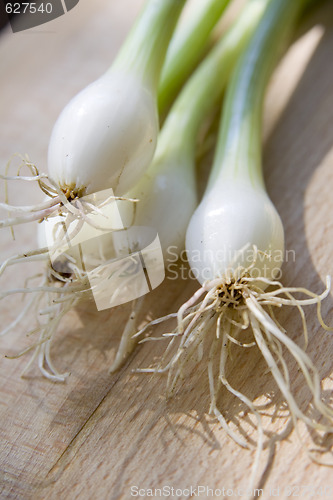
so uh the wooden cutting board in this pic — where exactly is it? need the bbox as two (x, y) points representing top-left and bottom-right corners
(1, 1), (333, 499)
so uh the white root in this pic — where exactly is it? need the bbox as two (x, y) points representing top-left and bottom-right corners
(0, 154), (143, 378)
(0, 197), (61, 213)
(0, 234), (153, 379)
(134, 270), (333, 487)
(0, 154), (137, 231)
(109, 295), (145, 373)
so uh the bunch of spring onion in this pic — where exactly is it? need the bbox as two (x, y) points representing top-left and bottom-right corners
(133, 0), (333, 487)
(0, 0), (235, 379)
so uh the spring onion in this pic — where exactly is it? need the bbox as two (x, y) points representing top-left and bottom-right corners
(134, 0), (333, 487)
(109, 0), (271, 371)
(0, 0), (186, 233)
(0, 0), (186, 380)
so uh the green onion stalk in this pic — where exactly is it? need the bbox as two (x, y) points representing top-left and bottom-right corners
(158, 0), (231, 115)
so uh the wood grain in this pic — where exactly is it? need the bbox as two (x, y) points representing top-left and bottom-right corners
(1, 1), (333, 499)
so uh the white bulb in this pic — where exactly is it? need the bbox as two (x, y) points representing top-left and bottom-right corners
(48, 71), (158, 197)
(120, 149), (197, 257)
(185, 180), (284, 285)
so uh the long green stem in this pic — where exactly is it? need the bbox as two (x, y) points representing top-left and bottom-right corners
(209, 0), (310, 191)
(112, 0), (186, 92)
(158, 0), (231, 115)
(156, 0), (270, 161)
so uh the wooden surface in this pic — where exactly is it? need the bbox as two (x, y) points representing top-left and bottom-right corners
(1, 1), (333, 499)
